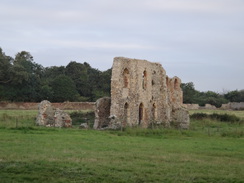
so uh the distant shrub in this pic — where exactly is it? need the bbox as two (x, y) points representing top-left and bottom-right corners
(69, 111), (95, 127)
(210, 113), (240, 122)
(221, 130), (244, 138)
(191, 113), (241, 123)
(190, 113), (208, 120)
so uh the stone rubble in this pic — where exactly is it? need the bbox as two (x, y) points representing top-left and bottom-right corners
(93, 97), (111, 129)
(36, 100), (72, 127)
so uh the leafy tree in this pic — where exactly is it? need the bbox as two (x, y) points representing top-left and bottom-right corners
(10, 51), (44, 101)
(65, 61), (89, 97)
(100, 68), (111, 95)
(51, 75), (80, 102)
(0, 48), (14, 84)
(224, 90), (244, 102)
(37, 84), (54, 101)
(181, 82), (198, 103)
(43, 66), (66, 81)
(181, 82), (228, 107)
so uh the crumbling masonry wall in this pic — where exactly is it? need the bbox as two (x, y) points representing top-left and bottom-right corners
(36, 100), (72, 127)
(109, 57), (189, 129)
(94, 97), (111, 129)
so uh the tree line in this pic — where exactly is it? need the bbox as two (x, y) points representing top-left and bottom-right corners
(181, 82), (244, 107)
(0, 48), (111, 102)
(0, 47), (243, 105)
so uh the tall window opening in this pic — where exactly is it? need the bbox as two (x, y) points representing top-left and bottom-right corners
(123, 68), (129, 88)
(166, 76), (169, 87)
(142, 70), (147, 89)
(174, 78), (178, 90)
(152, 103), (157, 121)
(123, 103), (129, 127)
(139, 103), (144, 125)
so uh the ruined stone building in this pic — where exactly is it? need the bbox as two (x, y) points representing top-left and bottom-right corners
(94, 57), (189, 129)
(36, 100), (72, 128)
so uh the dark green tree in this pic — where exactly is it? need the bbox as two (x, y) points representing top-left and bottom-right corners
(0, 48), (14, 84)
(12, 51), (44, 101)
(51, 75), (79, 102)
(224, 90), (244, 102)
(65, 61), (91, 98)
(181, 82), (229, 107)
(181, 82), (198, 103)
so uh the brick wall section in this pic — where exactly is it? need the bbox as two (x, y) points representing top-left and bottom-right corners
(0, 102), (95, 111)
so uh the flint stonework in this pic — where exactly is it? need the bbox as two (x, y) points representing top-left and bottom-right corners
(36, 100), (72, 127)
(95, 57), (190, 129)
(109, 57), (189, 129)
(93, 97), (111, 129)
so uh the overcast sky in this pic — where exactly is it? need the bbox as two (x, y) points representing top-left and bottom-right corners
(1, 0), (243, 92)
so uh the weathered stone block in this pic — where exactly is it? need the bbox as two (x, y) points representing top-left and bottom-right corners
(171, 108), (190, 129)
(54, 108), (72, 127)
(93, 97), (111, 129)
(36, 100), (72, 127)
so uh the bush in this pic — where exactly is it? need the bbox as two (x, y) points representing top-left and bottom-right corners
(221, 130), (244, 138)
(190, 113), (208, 120)
(69, 111), (95, 127)
(191, 113), (241, 123)
(210, 113), (240, 122)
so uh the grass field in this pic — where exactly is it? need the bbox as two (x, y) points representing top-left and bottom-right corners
(0, 110), (243, 182)
(189, 109), (244, 119)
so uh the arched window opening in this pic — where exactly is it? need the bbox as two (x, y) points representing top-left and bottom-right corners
(139, 103), (144, 125)
(174, 78), (178, 90)
(152, 103), (157, 121)
(166, 76), (169, 87)
(123, 103), (129, 127)
(142, 70), (147, 89)
(123, 68), (129, 88)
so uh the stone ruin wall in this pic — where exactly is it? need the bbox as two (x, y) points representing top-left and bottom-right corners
(109, 57), (189, 129)
(0, 101), (95, 111)
(221, 102), (244, 110)
(93, 97), (111, 129)
(183, 102), (244, 110)
(182, 104), (200, 110)
(36, 100), (72, 128)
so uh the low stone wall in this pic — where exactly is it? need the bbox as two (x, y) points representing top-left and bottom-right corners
(0, 102), (95, 111)
(184, 102), (244, 110)
(229, 102), (244, 110)
(221, 102), (244, 110)
(182, 104), (199, 110)
(220, 103), (230, 110)
(202, 104), (216, 110)
(0, 102), (38, 110)
(183, 103), (216, 110)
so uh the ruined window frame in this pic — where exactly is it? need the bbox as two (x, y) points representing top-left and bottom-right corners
(174, 78), (178, 90)
(152, 103), (157, 121)
(139, 103), (144, 125)
(123, 68), (130, 88)
(142, 70), (147, 90)
(123, 102), (129, 127)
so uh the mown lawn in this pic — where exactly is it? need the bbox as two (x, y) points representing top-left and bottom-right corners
(0, 110), (243, 183)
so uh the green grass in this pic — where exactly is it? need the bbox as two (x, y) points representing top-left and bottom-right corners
(0, 110), (243, 182)
(190, 109), (244, 119)
(0, 110), (37, 128)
